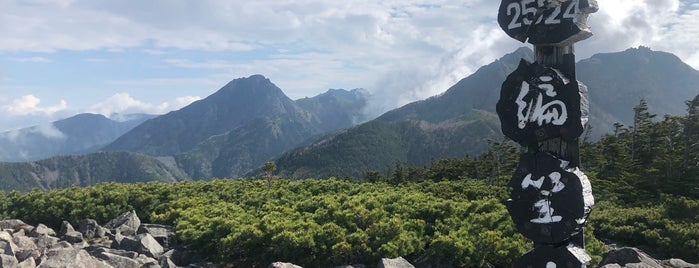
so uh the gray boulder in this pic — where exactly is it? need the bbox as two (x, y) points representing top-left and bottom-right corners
(0, 254), (18, 268)
(159, 255), (177, 268)
(335, 266), (366, 268)
(62, 231), (84, 244)
(0, 231), (11, 243)
(59, 221), (75, 237)
(599, 247), (662, 268)
(38, 247), (110, 268)
(87, 246), (138, 259)
(12, 235), (39, 263)
(14, 228), (26, 237)
(17, 256), (36, 268)
(0, 219), (28, 230)
(49, 241), (73, 250)
(660, 259), (698, 268)
(93, 251), (141, 268)
(29, 224), (56, 238)
(138, 224), (175, 249)
(33, 235), (59, 253)
(0, 240), (17, 256)
(119, 233), (164, 259)
(105, 210), (141, 236)
(111, 232), (126, 249)
(269, 262), (302, 268)
(135, 254), (160, 267)
(378, 257), (415, 268)
(162, 248), (201, 267)
(79, 219), (108, 239)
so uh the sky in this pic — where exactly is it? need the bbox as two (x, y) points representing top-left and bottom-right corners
(1, 0), (698, 132)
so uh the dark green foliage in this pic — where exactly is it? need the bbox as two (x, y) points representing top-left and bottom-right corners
(275, 112), (503, 179)
(1, 178), (533, 267)
(1, 94), (698, 267)
(590, 199), (699, 263)
(579, 94), (699, 263)
(582, 95), (699, 202)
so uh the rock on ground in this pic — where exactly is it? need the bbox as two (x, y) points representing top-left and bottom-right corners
(599, 247), (699, 268)
(269, 262), (303, 268)
(378, 257), (415, 268)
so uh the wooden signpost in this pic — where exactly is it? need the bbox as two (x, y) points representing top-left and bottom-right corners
(496, 0), (598, 267)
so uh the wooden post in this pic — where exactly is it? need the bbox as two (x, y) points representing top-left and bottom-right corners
(535, 44), (580, 167)
(535, 44), (585, 249)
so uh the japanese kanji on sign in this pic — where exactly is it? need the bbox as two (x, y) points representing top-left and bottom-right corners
(495, 0), (598, 267)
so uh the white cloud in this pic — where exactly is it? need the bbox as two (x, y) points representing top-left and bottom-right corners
(29, 123), (66, 140)
(88, 93), (152, 116)
(175, 96), (202, 106)
(88, 93), (201, 116)
(156, 96), (203, 113)
(2, 95), (67, 116)
(10, 57), (52, 63)
(577, 0), (699, 69)
(0, 0), (697, 121)
(142, 49), (166, 55)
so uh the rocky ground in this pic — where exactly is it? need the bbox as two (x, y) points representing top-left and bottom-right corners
(0, 211), (418, 268)
(599, 247), (697, 268)
(1, 211), (697, 268)
(0, 210), (213, 268)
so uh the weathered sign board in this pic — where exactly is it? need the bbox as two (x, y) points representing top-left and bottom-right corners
(496, 0), (598, 266)
(506, 152), (594, 244)
(498, 0), (599, 45)
(496, 59), (588, 146)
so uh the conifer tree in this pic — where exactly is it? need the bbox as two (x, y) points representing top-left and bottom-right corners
(631, 99), (657, 165)
(683, 94), (699, 196)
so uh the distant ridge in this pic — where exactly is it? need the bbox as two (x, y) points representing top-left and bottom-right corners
(273, 47), (699, 178)
(295, 88), (371, 131)
(0, 151), (185, 191)
(0, 113), (154, 162)
(577, 46), (699, 136)
(3, 47), (698, 189)
(273, 47), (535, 178)
(103, 74), (316, 156)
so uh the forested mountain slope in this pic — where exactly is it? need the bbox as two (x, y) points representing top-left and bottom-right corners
(0, 151), (185, 191)
(273, 47), (699, 178)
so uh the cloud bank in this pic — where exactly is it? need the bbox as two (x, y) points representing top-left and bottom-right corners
(0, 0), (698, 127)
(88, 93), (201, 117)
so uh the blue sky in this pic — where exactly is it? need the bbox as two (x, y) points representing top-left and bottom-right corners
(1, 0), (698, 132)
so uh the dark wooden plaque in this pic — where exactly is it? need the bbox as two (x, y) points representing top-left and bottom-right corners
(498, 0), (598, 45)
(497, 59), (586, 146)
(506, 152), (593, 244)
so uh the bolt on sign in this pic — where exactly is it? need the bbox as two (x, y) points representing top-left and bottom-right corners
(498, 0), (599, 45)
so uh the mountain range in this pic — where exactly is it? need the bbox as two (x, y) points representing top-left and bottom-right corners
(274, 46), (699, 178)
(0, 113), (154, 162)
(1, 46), (698, 190)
